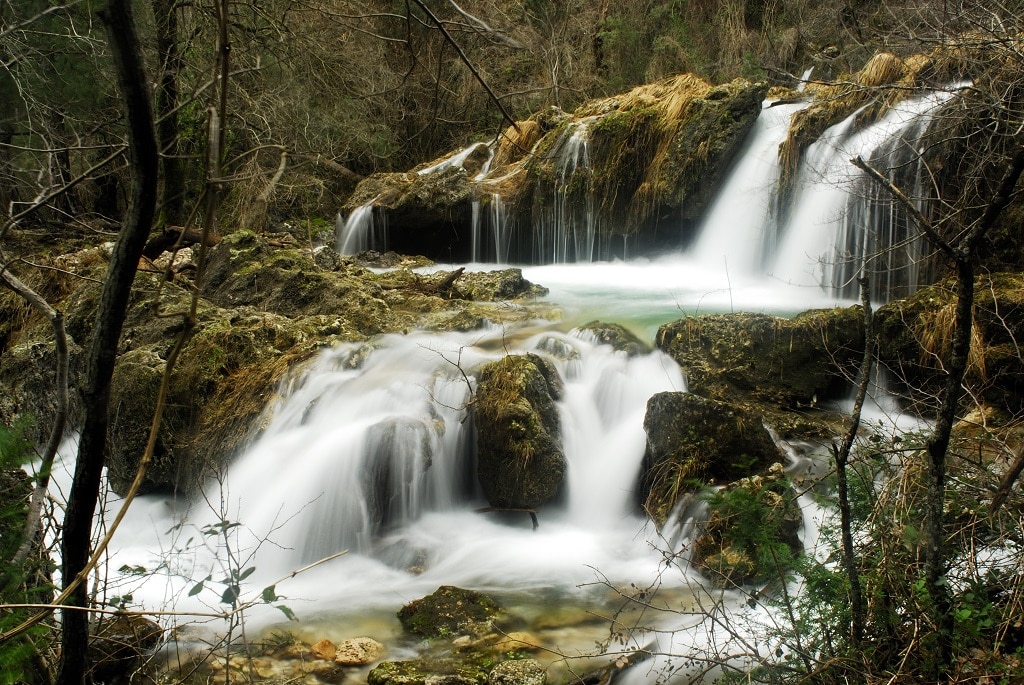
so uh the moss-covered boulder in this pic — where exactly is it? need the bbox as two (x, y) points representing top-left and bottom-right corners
(339, 76), (766, 260)
(527, 75), (768, 248)
(874, 272), (1024, 414)
(692, 467), (803, 588)
(655, 308), (864, 408)
(473, 354), (565, 510)
(398, 586), (503, 639)
(456, 269), (549, 302)
(640, 392), (784, 524)
(574, 321), (649, 356)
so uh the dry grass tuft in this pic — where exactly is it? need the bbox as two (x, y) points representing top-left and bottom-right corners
(493, 120), (542, 169)
(915, 302), (987, 380)
(857, 52), (907, 88)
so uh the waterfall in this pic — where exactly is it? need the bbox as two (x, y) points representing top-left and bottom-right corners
(490, 194), (512, 263)
(691, 89), (957, 300)
(768, 89), (960, 299)
(470, 199), (482, 262)
(533, 120), (598, 263)
(469, 195), (514, 263)
(337, 203), (387, 255)
(132, 325), (685, 600)
(692, 100), (808, 274)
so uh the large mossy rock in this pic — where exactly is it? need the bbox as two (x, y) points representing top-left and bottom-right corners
(398, 586), (503, 639)
(640, 392), (784, 524)
(342, 77), (766, 260)
(531, 75), (768, 242)
(574, 321), (650, 356)
(874, 272), (1024, 414)
(655, 308), (864, 408)
(474, 354), (565, 510)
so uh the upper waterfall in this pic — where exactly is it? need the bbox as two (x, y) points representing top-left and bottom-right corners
(336, 73), (963, 300)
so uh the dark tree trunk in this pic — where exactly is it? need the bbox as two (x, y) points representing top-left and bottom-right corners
(55, 0), (158, 681)
(153, 0), (186, 226)
(49, 114), (77, 217)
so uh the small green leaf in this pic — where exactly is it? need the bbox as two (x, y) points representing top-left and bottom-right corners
(275, 604), (297, 621)
(238, 566), (256, 581)
(261, 585), (278, 603)
(188, 581), (205, 596)
(221, 584), (240, 605)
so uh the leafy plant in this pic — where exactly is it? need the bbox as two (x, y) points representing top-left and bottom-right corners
(0, 419), (55, 683)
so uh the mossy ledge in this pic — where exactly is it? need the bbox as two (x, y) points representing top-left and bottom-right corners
(0, 229), (553, 495)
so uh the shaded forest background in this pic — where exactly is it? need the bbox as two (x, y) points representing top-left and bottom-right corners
(0, 0), (968, 237)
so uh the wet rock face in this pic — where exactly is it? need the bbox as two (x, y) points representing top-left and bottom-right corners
(655, 308), (864, 408)
(397, 585), (503, 639)
(343, 167), (476, 261)
(340, 77), (767, 261)
(640, 391), (784, 525)
(473, 354), (565, 510)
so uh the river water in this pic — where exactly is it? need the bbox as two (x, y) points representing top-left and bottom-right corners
(92, 91), (956, 681)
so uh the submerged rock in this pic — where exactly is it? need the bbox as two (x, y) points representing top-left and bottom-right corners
(473, 354), (566, 510)
(488, 659), (546, 685)
(369, 658), (489, 685)
(640, 392), (784, 524)
(335, 637), (387, 666)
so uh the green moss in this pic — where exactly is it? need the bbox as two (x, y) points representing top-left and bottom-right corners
(397, 586), (503, 639)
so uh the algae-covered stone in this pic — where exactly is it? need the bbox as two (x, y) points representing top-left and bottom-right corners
(456, 269), (548, 302)
(656, 308), (864, 408)
(369, 659), (489, 685)
(398, 586), (503, 639)
(474, 354), (565, 509)
(488, 659), (545, 685)
(640, 392), (784, 524)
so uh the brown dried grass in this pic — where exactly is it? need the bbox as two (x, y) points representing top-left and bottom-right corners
(492, 120), (542, 169)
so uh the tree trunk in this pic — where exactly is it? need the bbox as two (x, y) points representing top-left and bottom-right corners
(153, 0), (186, 226)
(922, 258), (973, 679)
(55, 0), (158, 681)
